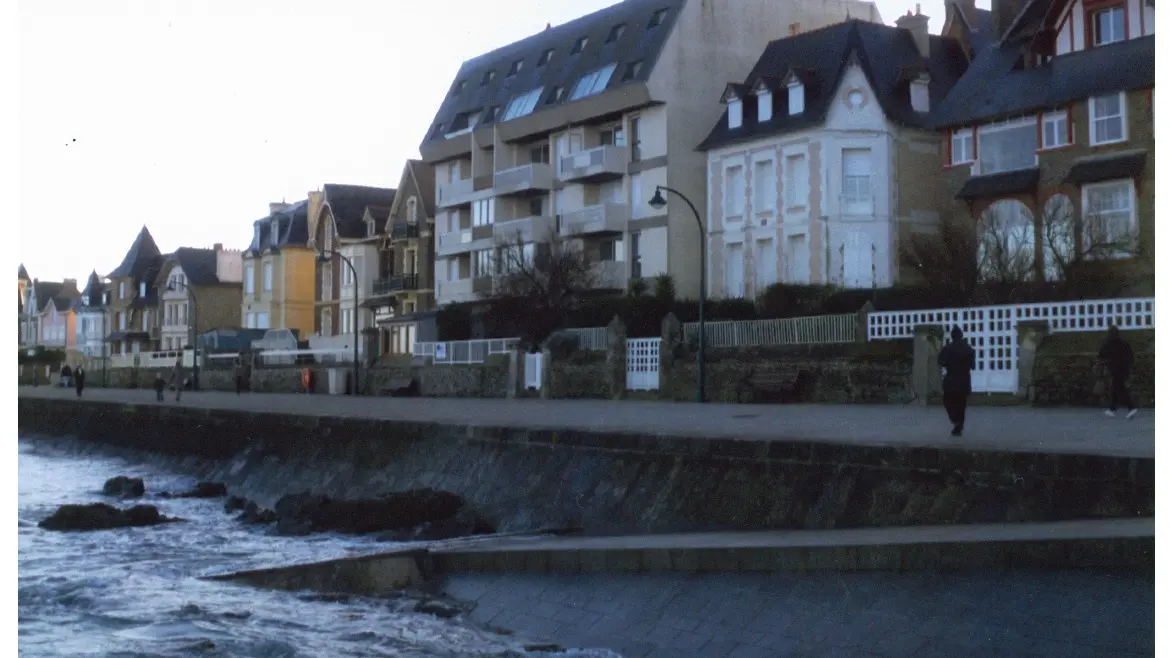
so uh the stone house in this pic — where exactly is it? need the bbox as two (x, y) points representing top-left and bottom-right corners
(241, 200), (316, 338)
(697, 14), (971, 297)
(73, 271), (107, 358)
(932, 0), (1155, 288)
(103, 226), (163, 356)
(153, 245), (244, 350)
(364, 160), (439, 357)
(420, 0), (883, 305)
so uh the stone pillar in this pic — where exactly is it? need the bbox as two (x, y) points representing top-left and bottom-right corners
(660, 312), (681, 398)
(539, 347), (553, 399)
(912, 324), (943, 406)
(506, 348), (520, 399)
(1016, 320), (1050, 401)
(856, 301), (874, 343)
(605, 315), (627, 400)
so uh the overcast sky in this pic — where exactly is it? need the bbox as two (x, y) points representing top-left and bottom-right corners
(17, 0), (963, 283)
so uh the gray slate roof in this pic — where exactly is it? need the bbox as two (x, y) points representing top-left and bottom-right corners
(698, 19), (970, 151)
(73, 271), (106, 312)
(421, 0), (683, 149)
(323, 185), (397, 240)
(245, 200), (311, 255)
(167, 247), (223, 286)
(32, 280), (80, 314)
(107, 226), (162, 280)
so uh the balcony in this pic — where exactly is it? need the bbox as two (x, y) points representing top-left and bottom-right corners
(373, 274), (420, 295)
(559, 202), (629, 237)
(391, 223), (420, 241)
(595, 260), (628, 290)
(472, 276), (494, 296)
(437, 225), (495, 257)
(558, 145), (629, 183)
(494, 163), (555, 197)
(437, 177), (476, 209)
(493, 214), (558, 243)
(436, 278), (474, 303)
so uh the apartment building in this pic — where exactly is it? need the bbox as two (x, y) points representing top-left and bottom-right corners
(74, 270), (106, 358)
(309, 184), (396, 340)
(103, 226), (163, 355)
(241, 200), (316, 338)
(420, 0), (882, 305)
(365, 160), (439, 356)
(155, 245), (244, 350)
(933, 0), (1154, 285)
(698, 14), (970, 296)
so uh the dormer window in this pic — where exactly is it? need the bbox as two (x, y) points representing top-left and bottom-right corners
(728, 99), (743, 129)
(571, 37), (588, 55)
(754, 81), (773, 122)
(649, 8), (668, 28)
(1092, 6), (1126, 46)
(537, 49), (554, 67)
(606, 24), (625, 43)
(481, 70), (495, 86)
(621, 60), (643, 82)
(507, 60), (523, 76)
(910, 73), (930, 113)
(139, 282), (146, 296)
(82, 295), (89, 306)
(788, 81), (805, 115)
(546, 86), (564, 104)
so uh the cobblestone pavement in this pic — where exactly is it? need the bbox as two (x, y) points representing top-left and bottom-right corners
(442, 569), (1153, 657)
(20, 386), (1153, 458)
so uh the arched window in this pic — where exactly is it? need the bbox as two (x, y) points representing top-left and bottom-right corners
(407, 197), (418, 223)
(977, 199), (1035, 282)
(1040, 194), (1075, 281)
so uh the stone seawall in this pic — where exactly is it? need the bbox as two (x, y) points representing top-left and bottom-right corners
(18, 397), (1153, 535)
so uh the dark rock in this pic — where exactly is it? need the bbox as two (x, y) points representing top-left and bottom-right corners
(224, 495), (248, 513)
(165, 482), (228, 499)
(38, 503), (180, 532)
(411, 507), (496, 541)
(237, 502), (277, 525)
(523, 644), (566, 653)
(413, 598), (464, 619)
(102, 476), (145, 498)
(271, 488), (465, 536)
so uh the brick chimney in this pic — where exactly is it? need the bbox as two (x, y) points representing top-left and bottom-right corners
(213, 243), (223, 251)
(896, 5), (932, 58)
(269, 201), (290, 214)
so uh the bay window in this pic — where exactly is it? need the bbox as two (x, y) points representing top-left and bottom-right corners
(977, 120), (1037, 174)
(1082, 179), (1137, 256)
(1089, 93), (1126, 145)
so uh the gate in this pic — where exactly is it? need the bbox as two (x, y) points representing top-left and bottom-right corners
(626, 338), (661, 391)
(524, 352), (543, 390)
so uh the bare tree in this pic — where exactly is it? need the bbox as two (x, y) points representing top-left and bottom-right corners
(899, 218), (980, 306)
(976, 200), (1036, 284)
(1039, 193), (1138, 284)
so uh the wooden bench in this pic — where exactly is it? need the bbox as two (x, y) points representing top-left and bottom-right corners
(736, 368), (814, 404)
(378, 378), (418, 397)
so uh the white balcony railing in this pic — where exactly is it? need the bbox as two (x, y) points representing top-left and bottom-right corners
(414, 338), (520, 364)
(493, 214), (557, 242)
(559, 202), (629, 236)
(494, 163), (554, 195)
(558, 145), (629, 181)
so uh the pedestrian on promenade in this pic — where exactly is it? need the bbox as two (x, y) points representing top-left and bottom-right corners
(60, 364), (72, 388)
(1098, 325), (1137, 418)
(74, 366), (85, 397)
(169, 357), (186, 402)
(234, 354), (249, 395)
(154, 373), (167, 402)
(938, 325), (976, 437)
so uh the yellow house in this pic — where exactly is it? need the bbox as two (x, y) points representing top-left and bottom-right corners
(240, 200), (316, 339)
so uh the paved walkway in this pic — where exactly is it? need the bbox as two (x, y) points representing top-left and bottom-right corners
(19, 386), (1154, 458)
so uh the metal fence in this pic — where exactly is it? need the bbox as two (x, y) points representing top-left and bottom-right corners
(413, 338), (520, 364)
(681, 314), (858, 348)
(562, 326), (609, 351)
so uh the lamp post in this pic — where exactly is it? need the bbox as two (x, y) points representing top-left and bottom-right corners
(318, 249), (360, 395)
(167, 281), (200, 391)
(648, 185), (707, 403)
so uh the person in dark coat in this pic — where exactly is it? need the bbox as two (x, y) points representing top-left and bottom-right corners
(60, 364), (73, 388)
(169, 357), (186, 402)
(154, 373), (167, 402)
(1098, 325), (1137, 418)
(937, 326), (976, 437)
(74, 366), (85, 397)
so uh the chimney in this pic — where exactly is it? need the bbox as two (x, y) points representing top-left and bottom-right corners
(213, 243), (223, 251)
(269, 201), (290, 214)
(896, 5), (932, 58)
(789, 22), (801, 36)
(545, 23), (552, 30)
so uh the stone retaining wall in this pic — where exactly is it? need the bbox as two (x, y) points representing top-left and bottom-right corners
(1033, 331), (1154, 408)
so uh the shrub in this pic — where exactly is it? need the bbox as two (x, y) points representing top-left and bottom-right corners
(543, 331), (581, 360)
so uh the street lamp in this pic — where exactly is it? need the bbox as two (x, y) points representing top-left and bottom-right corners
(648, 185), (707, 403)
(318, 249), (360, 395)
(167, 280), (200, 391)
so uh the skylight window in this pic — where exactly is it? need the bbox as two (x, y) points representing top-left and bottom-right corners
(606, 24), (625, 43)
(537, 49), (554, 66)
(571, 37), (588, 54)
(569, 63), (617, 101)
(502, 87), (544, 121)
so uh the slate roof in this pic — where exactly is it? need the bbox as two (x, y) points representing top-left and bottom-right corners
(407, 160), (436, 219)
(956, 168), (1040, 200)
(932, 15), (1155, 128)
(107, 226), (163, 280)
(323, 185), (397, 240)
(1065, 150), (1148, 185)
(950, 4), (995, 55)
(166, 247), (222, 286)
(245, 200), (311, 255)
(32, 280), (80, 314)
(73, 271), (106, 312)
(363, 205), (392, 236)
(421, 0), (683, 149)
(18, 264), (29, 281)
(698, 19), (970, 151)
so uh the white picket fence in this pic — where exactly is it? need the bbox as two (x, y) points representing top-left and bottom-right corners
(414, 338), (520, 364)
(683, 314), (858, 348)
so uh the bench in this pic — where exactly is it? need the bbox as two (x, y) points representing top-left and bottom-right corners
(378, 378), (418, 397)
(735, 368), (814, 404)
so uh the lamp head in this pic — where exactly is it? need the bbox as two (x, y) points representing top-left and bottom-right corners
(648, 187), (667, 210)
(317, 252), (331, 264)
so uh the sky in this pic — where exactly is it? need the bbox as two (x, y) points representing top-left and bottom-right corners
(16, 0), (970, 284)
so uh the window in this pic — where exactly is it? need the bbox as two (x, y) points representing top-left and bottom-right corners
(621, 61), (642, 82)
(530, 143), (550, 164)
(1093, 6), (1125, 46)
(600, 126), (624, 146)
(571, 37), (588, 55)
(649, 8), (668, 28)
(752, 160), (776, 212)
(629, 116), (642, 161)
(1042, 194), (1076, 280)
(788, 83), (805, 115)
(137, 281), (145, 296)
(502, 88), (543, 121)
(244, 264), (255, 294)
(546, 86), (564, 104)
(472, 199), (494, 226)
(569, 64), (617, 100)
(757, 91), (773, 122)
(528, 197), (544, 217)
(474, 249), (495, 277)
(728, 99), (743, 129)
(841, 148), (873, 209)
(607, 24), (625, 43)
(498, 243), (534, 274)
(119, 282), (126, 299)
(1089, 93), (1126, 145)
(407, 196), (419, 222)
(483, 105), (499, 123)
(725, 243), (745, 298)
(785, 154), (809, 208)
(481, 70), (495, 86)
(977, 120), (1038, 174)
(141, 310), (149, 331)
(263, 262), (273, 291)
(977, 200), (1036, 281)
(599, 237), (624, 262)
(630, 173), (643, 214)
(119, 312), (127, 330)
(724, 165), (745, 218)
(537, 49), (554, 67)
(1041, 110), (1070, 149)
(1083, 180), (1137, 256)
(507, 60), (523, 76)
(950, 128), (975, 164)
(257, 312), (270, 329)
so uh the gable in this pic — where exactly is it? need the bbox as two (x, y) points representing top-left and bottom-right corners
(823, 62), (894, 132)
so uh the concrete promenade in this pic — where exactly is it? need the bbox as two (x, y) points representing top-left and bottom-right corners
(19, 386), (1154, 458)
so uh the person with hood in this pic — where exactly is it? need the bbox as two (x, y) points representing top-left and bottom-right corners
(74, 366), (85, 397)
(1098, 325), (1137, 418)
(60, 364), (72, 388)
(937, 325), (976, 437)
(169, 357), (186, 402)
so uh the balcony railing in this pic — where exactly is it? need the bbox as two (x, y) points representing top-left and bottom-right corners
(437, 226), (494, 257)
(494, 162), (555, 196)
(436, 278), (474, 302)
(595, 260), (628, 290)
(391, 223), (420, 241)
(559, 202), (629, 237)
(373, 274), (420, 295)
(558, 145), (629, 183)
(493, 214), (557, 243)
(437, 177), (475, 209)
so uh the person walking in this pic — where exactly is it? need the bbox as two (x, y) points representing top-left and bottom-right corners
(169, 357), (186, 402)
(938, 326), (976, 437)
(234, 355), (247, 395)
(1098, 325), (1137, 418)
(60, 364), (73, 388)
(74, 366), (85, 397)
(154, 373), (167, 402)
